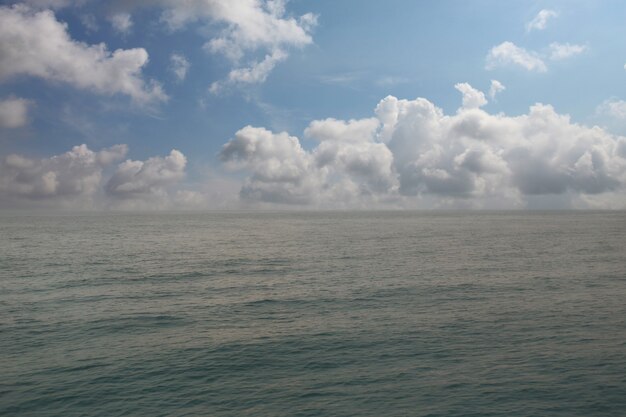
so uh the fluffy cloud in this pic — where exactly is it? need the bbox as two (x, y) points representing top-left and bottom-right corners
(379, 92), (625, 200)
(306, 118), (396, 194)
(222, 84), (626, 208)
(0, 144), (127, 207)
(455, 83), (487, 109)
(11, 1), (316, 92)
(105, 149), (186, 200)
(0, 5), (166, 104)
(526, 9), (558, 32)
(548, 42), (587, 60)
(170, 53), (190, 82)
(0, 97), (29, 128)
(0, 145), (193, 208)
(108, 0), (316, 91)
(220, 125), (320, 204)
(200, 0), (316, 92)
(486, 41), (547, 72)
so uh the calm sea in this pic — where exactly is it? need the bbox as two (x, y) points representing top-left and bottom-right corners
(1, 211), (625, 416)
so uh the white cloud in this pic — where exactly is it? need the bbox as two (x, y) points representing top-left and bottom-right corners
(489, 80), (505, 100)
(598, 99), (626, 120)
(18, 1), (317, 91)
(486, 41), (547, 72)
(548, 42), (587, 60)
(110, 0), (317, 91)
(454, 83), (488, 110)
(526, 9), (558, 32)
(306, 118), (396, 194)
(487, 40), (588, 72)
(220, 125), (320, 204)
(210, 49), (286, 93)
(197, 1), (316, 59)
(0, 144), (127, 207)
(594, 99), (626, 135)
(0, 97), (29, 128)
(170, 53), (190, 82)
(0, 5), (166, 104)
(0, 145), (195, 209)
(105, 149), (187, 200)
(109, 12), (133, 35)
(220, 84), (626, 209)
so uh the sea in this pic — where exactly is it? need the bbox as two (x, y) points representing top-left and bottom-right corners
(1, 211), (625, 416)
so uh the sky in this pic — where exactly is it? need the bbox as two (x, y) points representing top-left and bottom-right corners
(1, 0), (626, 210)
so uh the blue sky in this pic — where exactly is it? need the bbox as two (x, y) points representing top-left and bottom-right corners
(1, 0), (625, 209)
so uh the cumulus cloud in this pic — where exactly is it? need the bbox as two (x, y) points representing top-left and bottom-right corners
(489, 80), (505, 100)
(0, 97), (29, 128)
(454, 83), (487, 110)
(486, 41), (547, 72)
(306, 118), (396, 194)
(0, 5), (166, 104)
(526, 9), (558, 32)
(170, 53), (190, 82)
(220, 125), (320, 204)
(15, 1), (317, 91)
(105, 149), (186, 200)
(221, 84), (626, 209)
(0, 145), (194, 209)
(378, 90), (624, 200)
(548, 42), (587, 60)
(0, 144), (127, 207)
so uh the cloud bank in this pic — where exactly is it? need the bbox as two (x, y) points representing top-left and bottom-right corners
(221, 84), (626, 209)
(0, 145), (190, 209)
(2, 84), (625, 210)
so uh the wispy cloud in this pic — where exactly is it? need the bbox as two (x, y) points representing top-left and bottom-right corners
(108, 12), (132, 35)
(488, 80), (505, 100)
(548, 42), (587, 60)
(526, 9), (558, 32)
(170, 53), (190, 82)
(0, 96), (30, 128)
(486, 41), (588, 72)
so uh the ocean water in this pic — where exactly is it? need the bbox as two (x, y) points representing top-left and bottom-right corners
(1, 211), (625, 416)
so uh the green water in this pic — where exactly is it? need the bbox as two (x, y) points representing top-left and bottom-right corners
(1, 211), (625, 416)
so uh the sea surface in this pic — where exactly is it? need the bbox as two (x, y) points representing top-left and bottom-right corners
(1, 211), (625, 416)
